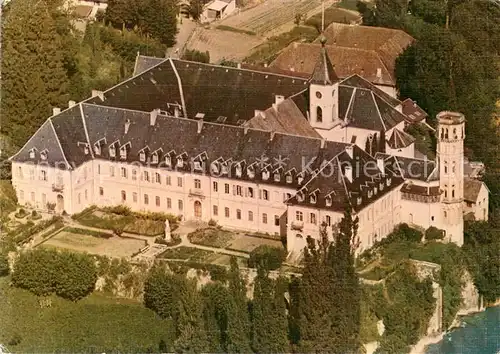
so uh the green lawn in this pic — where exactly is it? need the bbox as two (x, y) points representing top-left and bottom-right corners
(158, 246), (215, 262)
(188, 228), (235, 248)
(0, 278), (174, 353)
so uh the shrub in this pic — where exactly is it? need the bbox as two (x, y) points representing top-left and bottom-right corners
(65, 227), (112, 239)
(248, 245), (285, 270)
(208, 219), (217, 227)
(380, 223), (423, 245)
(12, 248), (97, 300)
(0, 252), (9, 277)
(181, 49), (210, 63)
(425, 226), (445, 240)
(144, 267), (186, 319)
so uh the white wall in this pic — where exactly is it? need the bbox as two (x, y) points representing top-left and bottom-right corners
(463, 183), (489, 221)
(374, 84), (397, 99)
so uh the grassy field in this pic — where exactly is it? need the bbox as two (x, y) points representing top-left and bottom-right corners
(305, 6), (361, 29)
(227, 234), (284, 253)
(42, 230), (146, 258)
(188, 228), (235, 248)
(157, 246), (215, 262)
(0, 277), (174, 353)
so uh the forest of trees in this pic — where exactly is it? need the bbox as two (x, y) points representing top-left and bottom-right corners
(357, 0), (500, 214)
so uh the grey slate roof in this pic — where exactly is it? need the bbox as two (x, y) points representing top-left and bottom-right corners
(310, 41), (340, 85)
(463, 178), (484, 203)
(133, 55), (166, 76)
(387, 128), (416, 149)
(375, 153), (438, 182)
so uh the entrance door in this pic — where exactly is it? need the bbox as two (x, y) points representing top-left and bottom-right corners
(56, 194), (64, 213)
(194, 201), (202, 219)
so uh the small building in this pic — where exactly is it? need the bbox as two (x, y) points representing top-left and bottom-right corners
(201, 0), (236, 23)
(463, 178), (489, 221)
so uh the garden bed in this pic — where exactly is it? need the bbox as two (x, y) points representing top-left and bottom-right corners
(157, 246), (215, 262)
(188, 228), (235, 248)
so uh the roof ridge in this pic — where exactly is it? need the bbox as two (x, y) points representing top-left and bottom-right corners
(371, 91), (386, 131)
(49, 118), (71, 169)
(169, 58), (187, 118)
(79, 103), (94, 159)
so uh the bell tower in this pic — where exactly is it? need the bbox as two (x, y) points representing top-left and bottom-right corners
(437, 111), (465, 246)
(309, 37), (339, 130)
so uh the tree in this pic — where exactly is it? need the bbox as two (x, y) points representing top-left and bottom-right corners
(1, 0), (70, 147)
(141, 0), (178, 47)
(226, 257), (252, 352)
(251, 265), (289, 353)
(371, 133), (378, 156)
(143, 267), (183, 320)
(201, 282), (229, 352)
(378, 129), (386, 153)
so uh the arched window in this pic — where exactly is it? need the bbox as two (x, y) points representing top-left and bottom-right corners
(316, 106), (323, 123)
(452, 189), (455, 198)
(121, 190), (126, 202)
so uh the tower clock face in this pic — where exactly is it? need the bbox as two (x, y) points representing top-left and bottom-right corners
(316, 91), (322, 99)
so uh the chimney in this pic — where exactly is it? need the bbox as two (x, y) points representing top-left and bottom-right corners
(244, 126), (249, 135)
(125, 119), (131, 134)
(270, 131), (275, 141)
(68, 100), (76, 108)
(150, 108), (160, 126)
(321, 139), (326, 149)
(376, 68), (382, 78)
(174, 106), (180, 118)
(346, 145), (354, 159)
(197, 119), (203, 134)
(53, 107), (61, 116)
(91, 90), (104, 101)
(345, 165), (353, 183)
(275, 95), (285, 106)
(377, 157), (385, 176)
(293, 42), (298, 49)
(264, 63), (268, 68)
(254, 110), (263, 117)
(290, 67), (295, 72)
(237, 63), (241, 69)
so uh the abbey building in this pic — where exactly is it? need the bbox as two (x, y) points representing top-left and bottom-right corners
(9, 43), (489, 258)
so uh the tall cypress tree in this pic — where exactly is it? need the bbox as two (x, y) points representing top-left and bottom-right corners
(201, 282), (228, 352)
(330, 203), (361, 352)
(226, 257), (252, 352)
(379, 129), (386, 153)
(1, 0), (69, 147)
(371, 133), (378, 156)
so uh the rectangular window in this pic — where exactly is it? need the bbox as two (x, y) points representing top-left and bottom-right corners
(77, 193), (81, 204)
(156, 196), (160, 206)
(225, 207), (230, 218)
(262, 190), (269, 200)
(98, 164), (101, 175)
(213, 205), (218, 216)
(20, 190), (24, 200)
(262, 213), (268, 224)
(132, 169), (137, 181)
(225, 183), (230, 194)
(40, 170), (47, 181)
(296, 211), (303, 221)
(144, 194), (149, 205)
(194, 179), (201, 189)
(110, 166), (115, 177)
(274, 215), (280, 226)
(248, 187), (254, 198)
(236, 185), (243, 196)
(274, 191), (279, 202)
(85, 189), (88, 201)
(178, 200), (183, 211)
(166, 176), (171, 185)
(99, 187), (104, 196)
(121, 167), (127, 178)
(237, 209), (241, 220)
(177, 177), (183, 187)
(29, 169), (35, 180)
(121, 190), (126, 202)
(325, 215), (331, 226)
(144, 171), (150, 182)
(133, 192), (138, 203)
(42, 193), (46, 206)
(213, 181), (218, 192)
(155, 173), (161, 184)
(17, 166), (23, 179)
(167, 198), (172, 208)
(310, 213), (317, 225)
(248, 211), (253, 221)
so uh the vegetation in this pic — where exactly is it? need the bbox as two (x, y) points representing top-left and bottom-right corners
(65, 227), (112, 239)
(0, 277), (174, 352)
(181, 49), (211, 63)
(12, 248), (97, 301)
(247, 245), (286, 270)
(7, 215), (64, 245)
(158, 246), (215, 261)
(188, 228), (235, 248)
(425, 226), (445, 241)
(305, 6), (361, 30)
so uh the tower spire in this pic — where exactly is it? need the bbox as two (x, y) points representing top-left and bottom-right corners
(310, 37), (339, 85)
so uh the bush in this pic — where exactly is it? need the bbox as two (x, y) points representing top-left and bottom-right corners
(208, 219), (217, 227)
(181, 49), (210, 63)
(248, 245), (285, 270)
(15, 208), (27, 218)
(12, 248), (97, 301)
(425, 226), (445, 240)
(380, 223), (423, 245)
(65, 227), (112, 239)
(0, 252), (10, 277)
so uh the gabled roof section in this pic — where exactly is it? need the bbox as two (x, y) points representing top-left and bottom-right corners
(375, 153), (438, 182)
(387, 128), (416, 149)
(464, 178), (485, 203)
(401, 98), (428, 123)
(340, 74), (400, 107)
(133, 54), (167, 76)
(310, 39), (339, 85)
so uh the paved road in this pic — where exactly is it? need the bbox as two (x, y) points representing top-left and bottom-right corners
(167, 17), (197, 58)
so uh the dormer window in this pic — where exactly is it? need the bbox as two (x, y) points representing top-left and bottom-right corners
(297, 174), (304, 185)
(40, 151), (47, 160)
(273, 173), (280, 182)
(177, 157), (183, 168)
(368, 191), (373, 198)
(386, 178), (392, 186)
(221, 163), (228, 175)
(139, 151), (146, 162)
(235, 164), (242, 177)
(84, 146), (89, 155)
(286, 174), (292, 184)
(357, 197), (362, 205)
(120, 147), (127, 159)
(247, 166), (255, 179)
(211, 162), (220, 174)
(94, 145), (101, 156)
(297, 192), (305, 202)
(379, 183), (384, 191)
(310, 194), (317, 204)
(152, 154), (159, 164)
(194, 160), (202, 171)
(109, 146), (116, 158)
(325, 195), (332, 207)
(262, 170), (270, 181)
(29, 149), (35, 159)
(374, 187), (378, 195)
(165, 155), (172, 167)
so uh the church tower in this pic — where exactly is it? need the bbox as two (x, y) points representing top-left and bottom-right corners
(309, 37), (340, 130)
(437, 111), (465, 246)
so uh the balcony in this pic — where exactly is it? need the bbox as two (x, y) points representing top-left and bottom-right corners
(52, 183), (64, 192)
(188, 188), (205, 198)
(291, 220), (304, 231)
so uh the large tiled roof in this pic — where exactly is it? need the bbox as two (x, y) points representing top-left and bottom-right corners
(375, 153), (438, 182)
(401, 98), (428, 123)
(463, 178), (484, 203)
(88, 58), (309, 126)
(270, 43), (394, 86)
(319, 23), (414, 78)
(243, 96), (321, 138)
